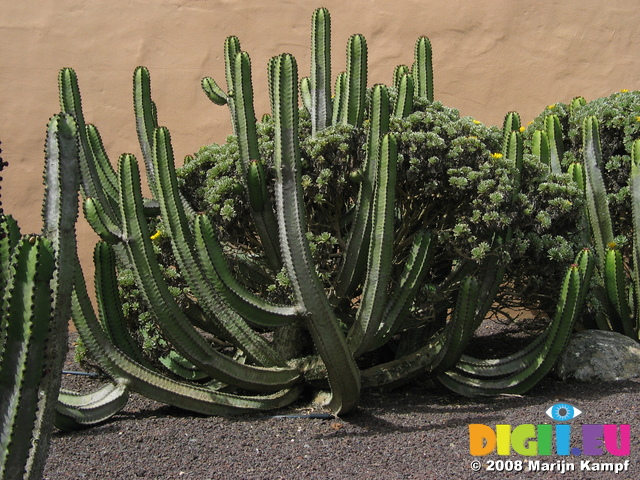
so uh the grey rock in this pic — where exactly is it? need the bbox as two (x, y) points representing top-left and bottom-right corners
(556, 330), (640, 381)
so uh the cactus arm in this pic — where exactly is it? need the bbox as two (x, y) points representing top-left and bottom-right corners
(604, 246), (634, 336)
(55, 382), (129, 432)
(472, 245), (508, 326)
(224, 36), (242, 91)
(393, 73), (414, 118)
(545, 114), (564, 174)
(412, 36), (434, 101)
(331, 72), (347, 126)
(133, 66), (159, 191)
(531, 130), (551, 166)
(94, 241), (148, 366)
(341, 34), (368, 128)
(70, 265), (302, 415)
(159, 350), (210, 381)
(151, 127), (289, 366)
(371, 230), (434, 348)
(229, 52), (282, 270)
(230, 52), (260, 167)
(117, 153), (299, 390)
(133, 67), (195, 219)
(58, 69), (118, 222)
(309, 7), (332, 134)
(0, 238), (55, 480)
(501, 111), (521, 156)
(26, 113), (81, 478)
(271, 53), (360, 414)
(568, 162), (585, 191)
(300, 76), (312, 113)
(439, 251), (593, 395)
(504, 131), (524, 196)
(393, 65), (410, 92)
(630, 140), (640, 337)
(193, 215), (299, 327)
(432, 276), (481, 372)
(0, 215), (21, 292)
(570, 96), (587, 116)
(582, 116), (614, 267)
(82, 197), (123, 245)
(85, 124), (119, 204)
(336, 84), (390, 298)
(347, 133), (397, 357)
(230, 52), (282, 271)
(201, 76), (228, 106)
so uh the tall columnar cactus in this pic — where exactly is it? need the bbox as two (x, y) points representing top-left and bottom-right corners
(0, 113), (81, 480)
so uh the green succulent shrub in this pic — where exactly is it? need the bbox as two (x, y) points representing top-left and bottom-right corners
(525, 90), (640, 254)
(176, 97), (583, 332)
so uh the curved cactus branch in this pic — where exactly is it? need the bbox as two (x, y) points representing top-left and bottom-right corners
(117, 153), (300, 390)
(545, 114), (564, 174)
(70, 247), (303, 415)
(336, 84), (390, 298)
(270, 53), (360, 414)
(0, 237), (56, 480)
(439, 249), (593, 395)
(55, 382), (130, 432)
(347, 133), (397, 357)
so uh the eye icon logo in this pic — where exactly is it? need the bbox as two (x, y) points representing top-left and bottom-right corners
(546, 403), (582, 421)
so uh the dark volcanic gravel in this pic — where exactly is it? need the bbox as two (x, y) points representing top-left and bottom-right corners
(43, 332), (640, 480)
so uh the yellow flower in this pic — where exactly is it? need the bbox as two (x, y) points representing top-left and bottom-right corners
(150, 230), (162, 241)
(519, 126), (525, 132)
(620, 89), (629, 93)
(635, 116), (640, 122)
(548, 104), (556, 110)
(607, 241), (617, 249)
(491, 152), (503, 159)
(472, 119), (482, 125)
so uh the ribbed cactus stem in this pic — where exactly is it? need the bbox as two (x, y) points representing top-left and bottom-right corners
(310, 7), (332, 134)
(501, 111), (521, 155)
(582, 116), (614, 267)
(393, 65), (410, 92)
(570, 96), (587, 116)
(531, 130), (550, 166)
(412, 36), (434, 101)
(439, 250), (593, 395)
(393, 74), (414, 118)
(270, 53), (360, 414)
(341, 34), (368, 127)
(503, 130), (523, 197)
(347, 133), (397, 357)
(0, 236), (56, 480)
(544, 114), (564, 174)
(630, 139), (640, 338)
(336, 84), (390, 298)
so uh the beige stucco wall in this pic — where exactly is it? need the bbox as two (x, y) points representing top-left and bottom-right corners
(2, 0), (640, 285)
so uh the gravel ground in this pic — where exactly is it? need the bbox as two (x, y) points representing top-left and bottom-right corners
(43, 330), (640, 480)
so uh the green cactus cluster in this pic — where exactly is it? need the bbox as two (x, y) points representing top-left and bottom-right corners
(521, 90), (640, 339)
(41, 7), (592, 421)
